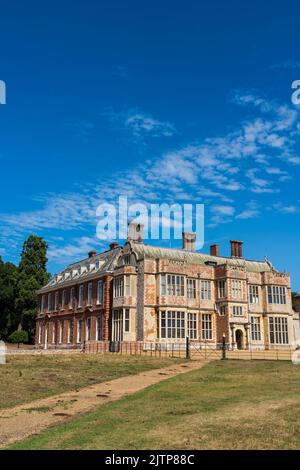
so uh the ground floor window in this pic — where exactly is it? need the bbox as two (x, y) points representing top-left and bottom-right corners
(112, 309), (123, 341)
(269, 316), (288, 344)
(68, 319), (73, 343)
(250, 317), (261, 341)
(52, 321), (57, 344)
(86, 317), (91, 341)
(77, 319), (83, 343)
(202, 314), (212, 340)
(187, 313), (198, 339)
(124, 309), (130, 332)
(96, 316), (102, 341)
(59, 320), (64, 343)
(38, 322), (43, 344)
(158, 311), (185, 339)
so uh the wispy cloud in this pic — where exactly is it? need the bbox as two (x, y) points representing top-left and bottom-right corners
(269, 60), (300, 70)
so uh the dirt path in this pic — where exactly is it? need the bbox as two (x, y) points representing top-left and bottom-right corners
(0, 360), (208, 448)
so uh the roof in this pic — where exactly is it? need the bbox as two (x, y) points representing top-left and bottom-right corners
(38, 246), (121, 293)
(129, 242), (273, 273)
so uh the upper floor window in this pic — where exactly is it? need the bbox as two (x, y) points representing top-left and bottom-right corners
(166, 275), (185, 296)
(54, 291), (59, 311)
(232, 306), (243, 316)
(160, 274), (166, 296)
(268, 286), (286, 305)
(232, 280), (242, 299)
(123, 254), (131, 265)
(41, 295), (45, 312)
(125, 275), (130, 296)
(218, 280), (226, 299)
(187, 278), (196, 299)
(87, 282), (93, 306)
(219, 306), (226, 316)
(78, 285), (84, 307)
(249, 285), (259, 304)
(114, 276), (124, 298)
(70, 287), (75, 308)
(47, 293), (52, 312)
(200, 280), (211, 300)
(97, 280), (103, 304)
(61, 290), (66, 310)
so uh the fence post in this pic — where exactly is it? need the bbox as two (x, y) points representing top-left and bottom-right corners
(186, 336), (190, 359)
(221, 333), (226, 360)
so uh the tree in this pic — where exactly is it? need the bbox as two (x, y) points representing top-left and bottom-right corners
(8, 330), (28, 348)
(15, 236), (50, 342)
(0, 257), (19, 340)
(292, 291), (300, 310)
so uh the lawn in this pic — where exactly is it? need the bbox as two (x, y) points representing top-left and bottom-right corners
(0, 353), (182, 409)
(9, 360), (300, 450)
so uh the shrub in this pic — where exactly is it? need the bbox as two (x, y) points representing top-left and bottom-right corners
(8, 330), (28, 348)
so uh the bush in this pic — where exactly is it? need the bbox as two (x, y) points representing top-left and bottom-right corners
(8, 330), (28, 348)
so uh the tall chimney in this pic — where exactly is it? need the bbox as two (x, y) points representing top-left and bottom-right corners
(230, 240), (243, 258)
(109, 242), (119, 250)
(127, 222), (144, 243)
(210, 244), (219, 257)
(182, 232), (196, 252)
(294, 295), (300, 314)
(88, 250), (97, 258)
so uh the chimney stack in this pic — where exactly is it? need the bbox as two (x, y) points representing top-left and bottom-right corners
(230, 240), (243, 258)
(182, 232), (196, 252)
(127, 222), (144, 243)
(294, 295), (300, 314)
(210, 244), (219, 257)
(88, 250), (97, 258)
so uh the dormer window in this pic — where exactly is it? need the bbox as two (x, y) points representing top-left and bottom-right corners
(123, 254), (131, 265)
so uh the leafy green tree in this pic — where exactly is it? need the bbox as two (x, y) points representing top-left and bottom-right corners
(0, 257), (19, 340)
(15, 236), (50, 341)
(8, 330), (28, 348)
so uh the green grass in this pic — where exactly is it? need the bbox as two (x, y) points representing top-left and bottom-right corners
(0, 353), (182, 409)
(9, 360), (300, 450)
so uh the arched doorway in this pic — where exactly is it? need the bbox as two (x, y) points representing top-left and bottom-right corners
(235, 329), (244, 350)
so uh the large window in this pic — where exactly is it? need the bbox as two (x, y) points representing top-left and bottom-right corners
(187, 279), (196, 299)
(232, 306), (243, 316)
(77, 319), (83, 343)
(88, 282), (93, 306)
(38, 322), (43, 344)
(68, 319), (73, 343)
(202, 314), (213, 340)
(250, 317), (261, 341)
(78, 285), (84, 307)
(52, 321), (57, 344)
(218, 280), (226, 299)
(54, 291), (59, 312)
(112, 309), (123, 341)
(159, 311), (185, 339)
(114, 276), (124, 298)
(200, 280), (211, 300)
(62, 290), (66, 310)
(41, 295), (45, 312)
(45, 322), (49, 344)
(59, 320), (64, 343)
(187, 313), (198, 339)
(97, 280), (103, 304)
(70, 287), (75, 309)
(166, 275), (185, 296)
(47, 293), (52, 312)
(125, 275), (130, 296)
(86, 317), (91, 341)
(269, 317), (288, 344)
(232, 280), (242, 299)
(96, 317), (102, 341)
(249, 285), (259, 304)
(124, 309), (130, 332)
(160, 274), (166, 295)
(267, 286), (286, 305)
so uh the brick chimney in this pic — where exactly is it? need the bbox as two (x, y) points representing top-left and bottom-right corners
(210, 244), (219, 257)
(230, 240), (243, 258)
(294, 295), (300, 313)
(88, 250), (96, 258)
(182, 232), (196, 252)
(127, 222), (144, 243)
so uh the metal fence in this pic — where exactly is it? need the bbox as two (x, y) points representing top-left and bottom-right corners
(84, 339), (297, 361)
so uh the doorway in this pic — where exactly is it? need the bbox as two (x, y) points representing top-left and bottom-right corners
(235, 329), (244, 350)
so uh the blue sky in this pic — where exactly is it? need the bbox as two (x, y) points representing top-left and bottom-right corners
(0, 0), (300, 288)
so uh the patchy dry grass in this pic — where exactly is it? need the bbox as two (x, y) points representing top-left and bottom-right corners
(0, 353), (182, 409)
(9, 360), (300, 450)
